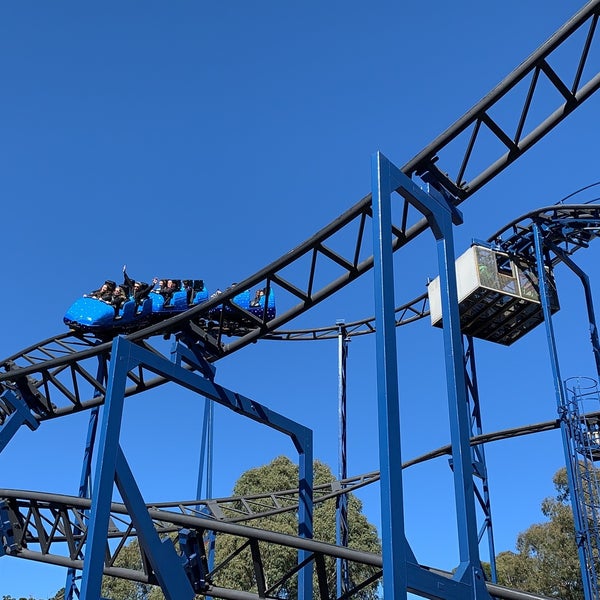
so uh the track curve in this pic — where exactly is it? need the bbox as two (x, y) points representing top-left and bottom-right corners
(269, 203), (600, 341)
(1, 0), (600, 422)
(0, 410), (578, 599)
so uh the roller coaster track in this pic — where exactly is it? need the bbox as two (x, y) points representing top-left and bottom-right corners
(269, 202), (600, 341)
(1, 0), (600, 425)
(0, 412), (581, 598)
(0, 487), (553, 600)
(2, 2), (600, 597)
(0, 202), (597, 427)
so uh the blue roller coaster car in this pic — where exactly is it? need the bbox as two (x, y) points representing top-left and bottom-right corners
(208, 288), (276, 324)
(63, 281), (276, 336)
(64, 279), (209, 334)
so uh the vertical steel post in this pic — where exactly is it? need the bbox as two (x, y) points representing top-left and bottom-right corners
(65, 358), (107, 600)
(372, 151), (489, 600)
(296, 427), (314, 600)
(546, 242), (600, 378)
(430, 193), (485, 595)
(464, 336), (497, 582)
(80, 337), (133, 598)
(532, 223), (594, 600)
(336, 320), (350, 597)
(196, 397), (214, 500)
(196, 393), (215, 600)
(371, 152), (410, 600)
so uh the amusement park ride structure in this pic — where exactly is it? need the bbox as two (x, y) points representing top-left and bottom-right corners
(3, 2), (600, 600)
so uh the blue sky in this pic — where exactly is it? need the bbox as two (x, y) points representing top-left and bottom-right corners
(1, 1), (600, 597)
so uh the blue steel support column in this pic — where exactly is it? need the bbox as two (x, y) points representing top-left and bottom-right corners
(81, 335), (314, 600)
(80, 337), (195, 600)
(532, 224), (594, 600)
(422, 185), (486, 594)
(197, 398), (214, 500)
(464, 336), (497, 583)
(296, 427), (314, 600)
(336, 320), (350, 597)
(372, 152), (489, 600)
(80, 337), (134, 598)
(546, 241), (600, 378)
(0, 390), (39, 454)
(372, 152), (410, 600)
(65, 359), (107, 600)
(196, 397), (215, 600)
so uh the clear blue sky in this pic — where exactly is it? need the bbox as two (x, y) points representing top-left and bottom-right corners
(1, 1), (600, 597)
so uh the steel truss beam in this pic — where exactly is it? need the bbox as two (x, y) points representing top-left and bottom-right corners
(0, 1), (599, 425)
(75, 336), (313, 598)
(0, 3), (599, 597)
(0, 489), (554, 600)
(1, 410), (596, 596)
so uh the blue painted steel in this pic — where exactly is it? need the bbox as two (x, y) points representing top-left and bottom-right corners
(196, 386), (215, 600)
(80, 336), (132, 599)
(197, 398), (214, 501)
(81, 335), (314, 599)
(296, 426), (314, 600)
(372, 152), (410, 600)
(563, 378), (600, 600)
(115, 446), (195, 598)
(0, 389), (39, 454)
(63, 283), (275, 336)
(372, 152), (489, 600)
(336, 321), (350, 597)
(547, 241), (600, 377)
(65, 359), (107, 600)
(532, 222), (595, 600)
(464, 337), (497, 583)
(421, 185), (488, 596)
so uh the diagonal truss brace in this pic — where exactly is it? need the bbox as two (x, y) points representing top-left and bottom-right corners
(372, 151), (490, 600)
(0, 389), (39, 454)
(80, 335), (314, 599)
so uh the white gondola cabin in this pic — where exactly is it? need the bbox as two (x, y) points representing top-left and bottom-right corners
(427, 245), (559, 345)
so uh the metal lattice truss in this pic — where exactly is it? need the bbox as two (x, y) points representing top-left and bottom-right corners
(270, 203), (600, 341)
(1, 203), (600, 427)
(0, 0), (598, 423)
(0, 488), (564, 600)
(0, 489), (383, 600)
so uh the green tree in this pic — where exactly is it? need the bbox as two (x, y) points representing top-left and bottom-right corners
(212, 455), (382, 599)
(100, 538), (166, 600)
(100, 456), (380, 598)
(495, 465), (598, 600)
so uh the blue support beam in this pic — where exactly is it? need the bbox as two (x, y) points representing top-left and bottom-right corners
(80, 335), (314, 599)
(464, 336), (497, 583)
(115, 445), (196, 597)
(336, 321), (350, 597)
(532, 224), (596, 600)
(0, 389), (39, 454)
(372, 151), (490, 600)
(372, 152), (411, 600)
(65, 359), (107, 600)
(546, 240), (600, 378)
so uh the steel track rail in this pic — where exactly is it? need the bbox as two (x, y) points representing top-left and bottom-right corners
(0, 201), (598, 426)
(0, 407), (579, 558)
(267, 203), (600, 340)
(0, 403), (584, 597)
(0, 0), (598, 423)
